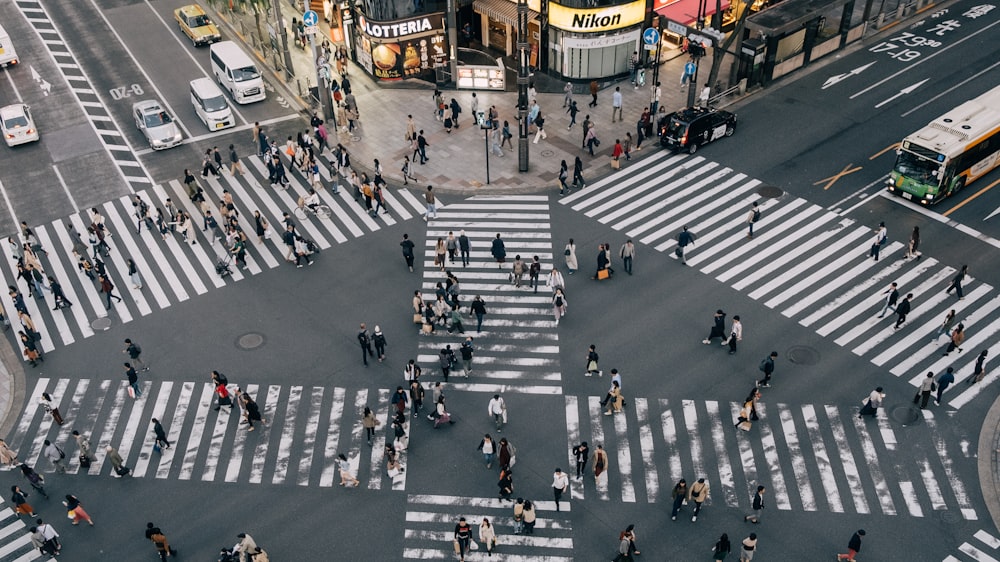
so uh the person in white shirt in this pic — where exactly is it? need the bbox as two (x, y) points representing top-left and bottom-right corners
(303, 189), (320, 211)
(487, 394), (506, 431)
(548, 267), (565, 293)
(552, 468), (569, 511)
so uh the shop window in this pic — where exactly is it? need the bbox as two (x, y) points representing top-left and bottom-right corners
(774, 28), (805, 62)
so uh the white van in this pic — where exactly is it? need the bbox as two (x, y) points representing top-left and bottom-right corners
(190, 77), (234, 130)
(210, 41), (265, 104)
(0, 24), (19, 68)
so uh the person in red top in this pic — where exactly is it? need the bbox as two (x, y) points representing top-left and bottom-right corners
(612, 139), (624, 162)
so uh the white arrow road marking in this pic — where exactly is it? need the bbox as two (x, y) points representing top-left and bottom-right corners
(822, 62), (876, 89)
(875, 79), (930, 108)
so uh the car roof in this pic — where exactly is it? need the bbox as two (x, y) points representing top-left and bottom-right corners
(133, 100), (164, 114)
(671, 107), (734, 123)
(176, 4), (207, 17)
(0, 104), (27, 119)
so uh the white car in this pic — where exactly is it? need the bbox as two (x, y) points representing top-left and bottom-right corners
(133, 100), (182, 150)
(1, 104), (40, 147)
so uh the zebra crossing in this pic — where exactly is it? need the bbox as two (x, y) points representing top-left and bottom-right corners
(0, 499), (41, 562)
(561, 151), (1000, 408)
(6, 377), (413, 491)
(403, 494), (574, 561)
(564, 395), (981, 519)
(945, 529), (1000, 562)
(0, 150), (440, 357)
(416, 196), (563, 395)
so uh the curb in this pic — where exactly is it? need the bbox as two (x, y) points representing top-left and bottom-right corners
(979, 392), (1000, 533)
(0, 336), (27, 438)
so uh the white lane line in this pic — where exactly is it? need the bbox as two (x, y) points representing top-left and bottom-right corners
(406, 493), (569, 512)
(402, 529), (573, 549)
(926, 415), (977, 519)
(718, 212), (841, 284)
(745, 223), (861, 298)
(705, 400), (738, 507)
(347, 389), (369, 489)
(201, 176), (264, 275)
(272, 385), (303, 485)
(917, 454), (947, 511)
(297, 386), (325, 486)
(47, 220), (97, 337)
(65, 379), (110, 474)
(906, 306), (1000, 385)
(319, 387), (347, 487)
(974, 530), (1000, 549)
(958, 543), (1000, 562)
(824, 406), (869, 514)
(215, 173), (283, 267)
(612, 403), (635, 503)
(655, 190), (760, 253)
(368, 388), (392, 490)
(380, 188), (413, 221)
(9, 377), (48, 453)
(611, 166), (731, 231)
(659, 399), (684, 485)
(801, 404), (843, 512)
(777, 404), (816, 511)
(565, 396), (584, 501)
(397, 188), (431, 215)
(177, 383), (214, 480)
(754, 403), (791, 510)
(642, 177), (759, 247)
(588, 396), (609, 500)
(429, 221), (552, 230)
(683, 400), (707, 483)
(249, 385), (282, 484)
(103, 198), (174, 313)
(50, 165), (79, 213)
(565, 152), (685, 208)
(589, 158), (713, 219)
(445, 383), (563, 395)
(850, 413), (895, 516)
(794, 243), (907, 324)
(225, 383), (258, 483)
(155, 381), (194, 479)
(246, 156), (332, 249)
(634, 398), (658, 503)
(686, 198), (808, 267)
(898, 480), (923, 517)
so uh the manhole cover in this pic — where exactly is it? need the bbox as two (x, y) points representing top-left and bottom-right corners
(757, 185), (784, 198)
(540, 149), (554, 158)
(91, 317), (112, 331)
(786, 346), (819, 365)
(939, 509), (960, 524)
(236, 333), (265, 350)
(891, 404), (921, 425)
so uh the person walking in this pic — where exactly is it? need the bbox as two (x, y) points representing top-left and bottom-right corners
(572, 156), (585, 189)
(373, 326), (387, 362)
(471, 295), (487, 333)
(593, 443), (609, 487)
(893, 293), (913, 330)
(73, 430), (95, 466)
(552, 468), (569, 511)
(611, 87), (623, 122)
(391, 386), (410, 419)
(36, 520), (61, 557)
(836, 529), (866, 561)
(670, 479), (687, 520)
(936, 367), (955, 405)
(21, 464), (48, 498)
(604, 380), (623, 415)
(149, 526), (173, 560)
(460, 337), (474, 376)
(497, 464), (514, 501)
(98, 275), (122, 310)
(946, 265), (968, 300)
(106, 445), (128, 477)
(478, 434), (496, 468)
(688, 477), (709, 521)
(756, 351), (777, 388)
(357, 323), (374, 367)
(228, 144), (244, 176)
(124, 338), (148, 371)
(858, 387), (884, 418)
(614, 532), (632, 562)
(490, 234), (507, 268)
(528, 256), (542, 292)
(42, 440), (65, 473)
(712, 533), (732, 561)
(63, 494), (94, 526)
(914, 372), (935, 409)
(454, 517), (473, 562)
(870, 222), (887, 261)
(124, 363), (142, 398)
(399, 233), (416, 272)
(553, 288), (567, 324)
(479, 518), (497, 556)
(571, 441), (589, 480)
(338, 453), (360, 487)
(585, 344), (601, 377)
(152, 418), (171, 450)
(511, 255), (525, 287)
(588, 79), (598, 107)
(457, 230), (471, 266)
(739, 533), (758, 562)
(744, 485), (765, 523)
(11, 485), (37, 517)
(727, 315), (743, 355)
(934, 309), (957, 341)
(564, 238), (578, 274)
(619, 240), (635, 275)
(362, 406), (379, 445)
(905, 226), (920, 259)
(0, 438), (20, 468)
(943, 323), (965, 355)
(746, 202), (760, 239)
(968, 349), (989, 385)
(488, 393), (506, 431)
(878, 282), (899, 318)
(676, 225), (696, 264)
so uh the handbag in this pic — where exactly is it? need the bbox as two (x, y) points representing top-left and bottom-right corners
(675, 247), (683, 258)
(597, 269), (610, 280)
(564, 248), (571, 256)
(67, 510), (76, 519)
(413, 313), (423, 324)
(128, 386), (136, 399)
(509, 455), (516, 467)
(611, 158), (620, 169)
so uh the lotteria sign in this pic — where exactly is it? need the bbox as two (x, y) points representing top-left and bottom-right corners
(548, 0), (645, 32)
(358, 13), (445, 39)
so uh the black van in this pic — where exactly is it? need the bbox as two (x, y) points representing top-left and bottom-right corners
(659, 107), (737, 154)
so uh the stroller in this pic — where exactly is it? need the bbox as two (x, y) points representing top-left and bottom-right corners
(215, 254), (233, 277)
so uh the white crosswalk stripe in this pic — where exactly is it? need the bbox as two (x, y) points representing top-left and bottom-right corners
(0, 155), (444, 358)
(0, 499), (43, 562)
(945, 529), (1000, 561)
(416, 196), (563, 395)
(402, 494), (574, 561)
(561, 150), (1000, 408)
(6, 378), (414, 491)
(563, 395), (979, 519)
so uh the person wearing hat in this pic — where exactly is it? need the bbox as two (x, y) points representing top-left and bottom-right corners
(837, 529), (865, 561)
(373, 326), (387, 362)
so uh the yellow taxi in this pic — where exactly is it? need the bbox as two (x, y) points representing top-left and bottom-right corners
(174, 5), (221, 47)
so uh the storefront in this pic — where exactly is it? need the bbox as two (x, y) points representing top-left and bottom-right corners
(472, 0), (540, 59)
(545, 0), (646, 80)
(353, 12), (449, 81)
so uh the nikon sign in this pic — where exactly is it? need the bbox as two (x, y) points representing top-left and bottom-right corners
(548, 0), (645, 33)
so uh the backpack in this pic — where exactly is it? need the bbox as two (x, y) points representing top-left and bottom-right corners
(215, 372), (228, 386)
(358, 331), (370, 345)
(555, 296), (564, 307)
(759, 359), (768, 372)
(752, 208), (761, 222)
(132, 344), (142, 355)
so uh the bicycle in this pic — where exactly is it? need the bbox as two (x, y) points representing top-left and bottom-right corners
(294, 202), (331, 220)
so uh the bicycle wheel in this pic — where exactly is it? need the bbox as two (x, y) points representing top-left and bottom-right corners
(293, 206), (308, 220)
(316, 205), (332, 219)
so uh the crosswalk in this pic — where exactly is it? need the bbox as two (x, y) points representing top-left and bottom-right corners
(1, 150), (440, 357)
(562, 151), (1000, 408)
(564, 394), (981, 519)
(403, 494), (574, 561)
(416, 196), (563, 395)
(945, 529), (1000, 562)
(0, 499), (41, 562)
(6, 377), (413, 491)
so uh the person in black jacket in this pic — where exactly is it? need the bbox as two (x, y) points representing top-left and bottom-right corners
(743, 485), (765, 523)
(837, 529), (865, 561)
(893, 293), (913, 330)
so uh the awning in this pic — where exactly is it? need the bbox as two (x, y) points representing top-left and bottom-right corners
(473, 0), (539, 26)
(654, 0), (731, 25)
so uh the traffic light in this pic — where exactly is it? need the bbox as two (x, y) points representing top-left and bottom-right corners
(689, 42), (706, 57)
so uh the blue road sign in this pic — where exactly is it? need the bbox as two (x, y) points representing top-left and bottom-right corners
(643, 27), (659, 46)
(303, 10), (319, 27)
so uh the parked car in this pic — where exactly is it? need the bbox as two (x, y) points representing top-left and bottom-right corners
(175, 4), (221, 46)
(1, 104), (39, 146)
(659, 107), (737, 154)
(133, 100), (182, 150)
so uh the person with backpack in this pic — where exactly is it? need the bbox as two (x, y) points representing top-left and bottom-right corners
(459, 338), (474, 376)
(124, 338), (148, 371)
(358, 323), (374, 367)
(746, 202), (761, 239)
(553, 289), (567, 324)
(529, 256), (542, 292)
(42, 440), (65, 473)
(757, 351), (778, 388)
(439, 345), (456, 381)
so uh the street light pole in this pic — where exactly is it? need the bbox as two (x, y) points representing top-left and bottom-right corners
(516, 0), (529, 172)
(273, 0), (295, 80)
(480, 112), (491, 184)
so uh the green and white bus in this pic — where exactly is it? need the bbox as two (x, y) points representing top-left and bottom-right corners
(887, 84), (1000, 205)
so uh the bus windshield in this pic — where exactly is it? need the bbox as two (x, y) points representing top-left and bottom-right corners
(893, 150), (941, 186)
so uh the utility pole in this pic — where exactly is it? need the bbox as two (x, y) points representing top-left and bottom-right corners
(273, 0), (295, 80)
(516, 0), (529, 172)
(447, 0), (458, 84)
